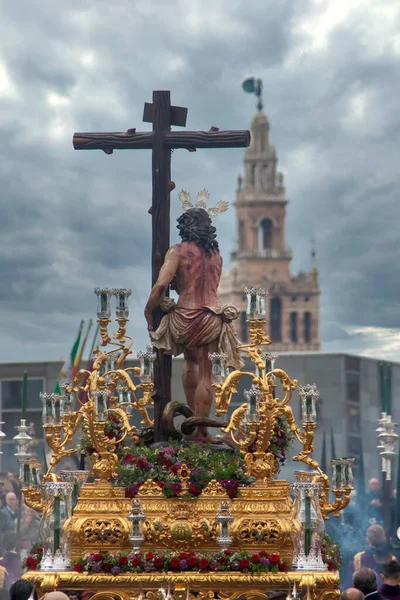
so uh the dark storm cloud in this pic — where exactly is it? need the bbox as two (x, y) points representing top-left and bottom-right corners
(0, 0), (399, 361)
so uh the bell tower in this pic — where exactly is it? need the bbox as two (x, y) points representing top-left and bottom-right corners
(219, 110), (321, 351)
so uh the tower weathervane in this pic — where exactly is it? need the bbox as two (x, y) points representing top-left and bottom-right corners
(242, 77), (263, 112)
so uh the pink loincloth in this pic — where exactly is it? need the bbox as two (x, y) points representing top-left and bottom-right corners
(150, 304), (244, 370)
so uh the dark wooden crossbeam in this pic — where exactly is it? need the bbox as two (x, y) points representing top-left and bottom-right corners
(73, 90), (250, 442)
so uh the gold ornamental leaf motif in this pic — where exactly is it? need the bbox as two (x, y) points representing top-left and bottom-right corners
(234, 518), (281, 544)
(201, 480), (229, 497)
(139, 480), (164, 496)
(83, 518), (125, 544)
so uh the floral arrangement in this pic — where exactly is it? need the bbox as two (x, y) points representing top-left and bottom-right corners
(81, 412), (294, 498)
(321, 533), (342, 571)
(115, 443), (250, 499)
(25, 544), (43, 571)
(72, 549), (288, 575)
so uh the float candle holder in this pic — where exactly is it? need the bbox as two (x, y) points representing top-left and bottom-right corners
(244, 385), (262, 423)
(53, 494), (61, 553)
(216, 501), (233, 549)
(22, 371), (28, 420)
(94, 287), (112, 320)
(210, 353), (227, 384)
(138, 345), (156, 384)
(299, 383), (319, 423)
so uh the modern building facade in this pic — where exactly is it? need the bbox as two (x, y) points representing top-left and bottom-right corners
(219, 110), (320, 351)
(0, 354), (397, 487)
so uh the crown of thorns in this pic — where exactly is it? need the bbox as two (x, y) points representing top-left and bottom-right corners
(178, 189), (229, 217)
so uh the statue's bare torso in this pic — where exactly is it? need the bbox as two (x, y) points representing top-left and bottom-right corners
(173, 242), (222, 309)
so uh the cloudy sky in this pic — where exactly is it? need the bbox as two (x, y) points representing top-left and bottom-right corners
(1, 0), (400, 363)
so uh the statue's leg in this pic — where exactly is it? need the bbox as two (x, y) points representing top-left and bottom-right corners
(182, 347), (198, 413)
(194, 340), (221, 443)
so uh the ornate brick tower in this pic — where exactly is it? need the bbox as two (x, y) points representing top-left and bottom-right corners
(219, 110), (320, 351)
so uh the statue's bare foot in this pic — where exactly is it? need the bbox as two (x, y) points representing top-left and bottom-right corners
(194, 433), (223, 445)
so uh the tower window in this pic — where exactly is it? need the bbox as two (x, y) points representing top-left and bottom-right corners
(263, 164), (268, 188)
(270, 297), (282, 342)
(304, 312), (311, 343)
(290, 312), (297, 343)
(240, 311), (248, 343)
(238, 220), (245, 251)
(259, 218), (273, 250)
(251, 165), (256, 187)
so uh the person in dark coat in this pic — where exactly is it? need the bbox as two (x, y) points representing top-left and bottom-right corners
(0, 534), (22, 590)
(354, 567), (385, 600)
(379, 560), (400, 600)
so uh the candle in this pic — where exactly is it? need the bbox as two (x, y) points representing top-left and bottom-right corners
(379, 363), (386, 414)
(54, 398), (61, 422)
(23, 463), (30, 487)
(250, 392), (257, 415)
(250, 293), (257, 316)
(306, 396), (312, 416)
(133, 520), (140, 536)
(22, 371), (28, 420)
(221, 520), (228, 538)
(101, 293), (108, 314)
(53, 494), (61, 553)
(144, 356), (150, 376)
(32, 467), (38, 488)
(304, 494), (311, 556)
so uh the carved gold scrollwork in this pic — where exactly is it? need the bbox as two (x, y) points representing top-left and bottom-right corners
(82, 518), (126, 545)
(233, 518), (281, 544)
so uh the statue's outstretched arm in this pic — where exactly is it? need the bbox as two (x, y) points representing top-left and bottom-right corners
(144, 246), (180, 330)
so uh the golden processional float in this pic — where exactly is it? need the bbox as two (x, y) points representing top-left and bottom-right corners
(19, 287), (353, 600)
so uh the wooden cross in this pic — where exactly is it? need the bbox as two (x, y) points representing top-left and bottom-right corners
(73, 90), (250, 441)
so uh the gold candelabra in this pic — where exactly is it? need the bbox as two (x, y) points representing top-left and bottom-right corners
(22, 287), (154, 512)
(212, 287), (354, 519)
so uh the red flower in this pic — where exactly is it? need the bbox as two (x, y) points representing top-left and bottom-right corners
(124, 453), (136, 464)
(73, 563), (84, 572)
(106, 432), (114, 439)
(269, 553), (280, 565)
(187, 556), (198, 567)
(259, 550), (268, 558)
(131, 558), (141, 567)
(170, 557), (180, 570)
(145, 552), (154, 560)
(171, 464), (180, 475)
(327, 561), (335, 571)
(26, 557), (38, 570)
(279, 562), (288, 572)
(162, 458), (172, 468)
(154, 557), (164, 568)
(94, 553), (102, 562)
(251, 553), (260, 563)
(219, 556), (228, 565)
(119, 556), (128, 566)
(172, 482), (182, 496)
(102, 563), (113, 572)
(239, 558), (249, 570)
(156, 480), (164, 488)
(199, 558), (209, 570)
(189, 484), (200, 496)
(137, 458), (148, 469)
(224, 549), (232, 556)
(179, 552), (189, 559)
